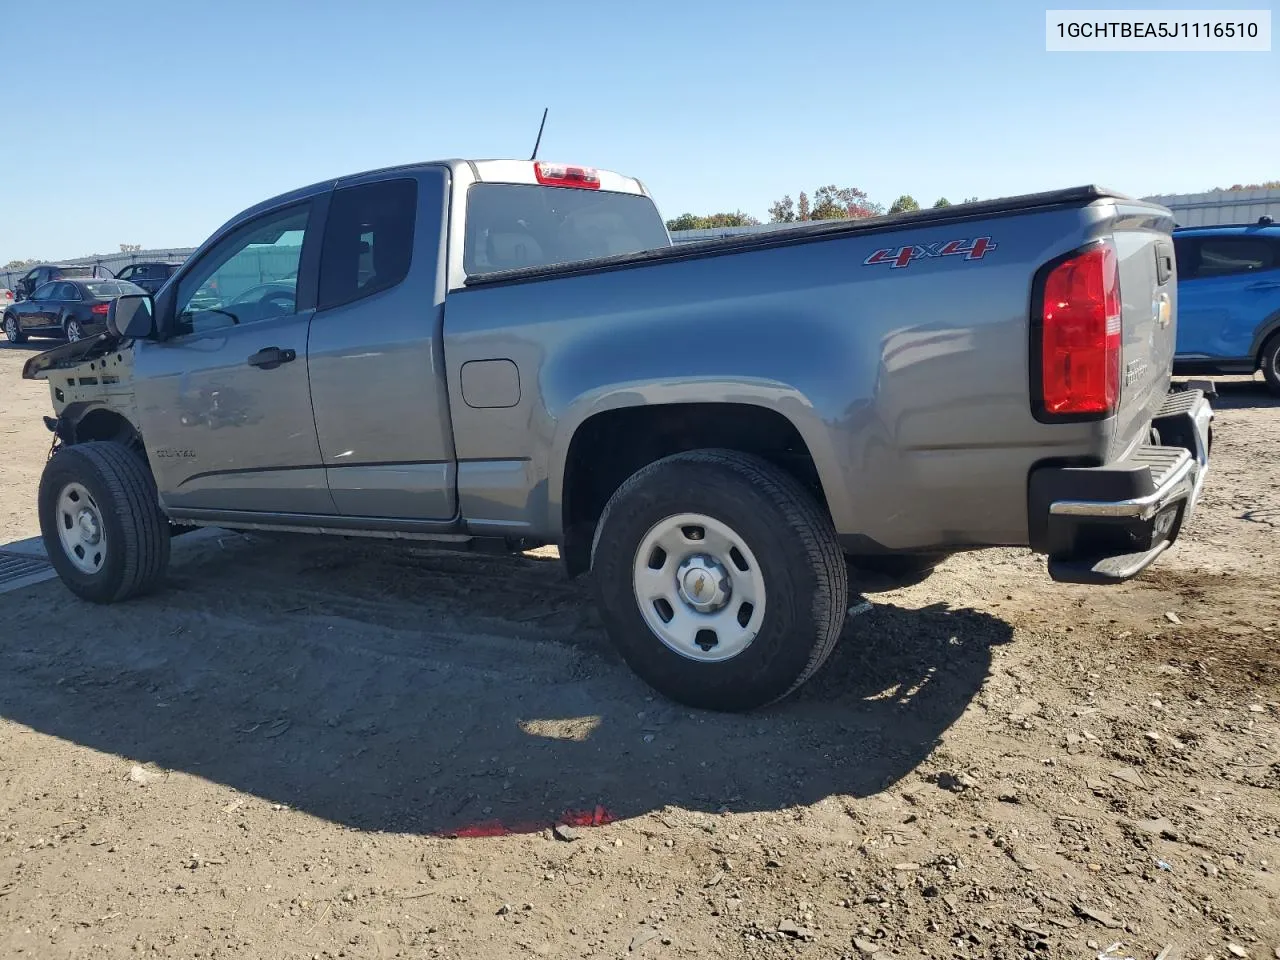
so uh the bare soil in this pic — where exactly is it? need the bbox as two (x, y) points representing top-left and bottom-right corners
(1, 342), (1277, 960)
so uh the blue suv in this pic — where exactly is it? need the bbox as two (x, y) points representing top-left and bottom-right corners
(1173, 216), (1280, 394)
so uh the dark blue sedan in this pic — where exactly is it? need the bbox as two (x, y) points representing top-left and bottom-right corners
(3, 278), (148, 344)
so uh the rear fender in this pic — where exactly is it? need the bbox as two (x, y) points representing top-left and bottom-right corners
(548, 379), (846, 538)
(1248, 307), (1280, 363)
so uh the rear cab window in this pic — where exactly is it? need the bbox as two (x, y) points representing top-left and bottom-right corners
(463, 184), (669, 275)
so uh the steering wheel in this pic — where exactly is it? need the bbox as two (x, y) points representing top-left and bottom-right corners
(260, 289), (296, 314)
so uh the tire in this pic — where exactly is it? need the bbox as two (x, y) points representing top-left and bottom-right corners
(38, 441), (170, 604)
(64, 317), (83, 342)
(3, 313), (26, 344)
(1261, 333), (1280, 396)
(591, 449), (848, 712)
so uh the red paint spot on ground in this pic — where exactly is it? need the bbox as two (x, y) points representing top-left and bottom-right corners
(438, 805), (615, 839)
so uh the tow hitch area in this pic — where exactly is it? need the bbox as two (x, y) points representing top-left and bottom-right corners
(1028, 388), (1213, 585)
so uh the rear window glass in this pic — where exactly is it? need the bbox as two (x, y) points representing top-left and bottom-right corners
(60, 266), (98, 278)
(1193, 238), (1275, 278)
(464, 184), (669, 275)
(84, 280), (145, 297)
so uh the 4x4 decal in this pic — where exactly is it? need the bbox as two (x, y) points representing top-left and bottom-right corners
(864, 236), (997, 269)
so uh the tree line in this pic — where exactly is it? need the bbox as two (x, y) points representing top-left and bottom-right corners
(1203, 180), (1280, 192)
(665, 187), (979, 232)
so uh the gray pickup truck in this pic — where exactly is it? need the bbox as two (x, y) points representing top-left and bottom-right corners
(23, 158), (1213, 711)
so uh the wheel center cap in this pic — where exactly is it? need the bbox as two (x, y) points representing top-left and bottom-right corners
(76, 510), (100, 543)
(676, 555), (731, 613)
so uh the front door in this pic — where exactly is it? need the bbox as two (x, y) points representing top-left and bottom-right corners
(133, 199), (336, 515)
(17, 282), (57, 332)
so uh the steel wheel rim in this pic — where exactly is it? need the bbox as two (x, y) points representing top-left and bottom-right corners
(56, 482), (107, 575)
(632, 512), (766, 663)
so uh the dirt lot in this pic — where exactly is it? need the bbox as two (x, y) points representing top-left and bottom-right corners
(0, 342), (1277, 960)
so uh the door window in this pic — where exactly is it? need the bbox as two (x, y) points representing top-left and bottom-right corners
(317, 178), (417, 310)
(1191, 238), (1275, 279)
(173, 205), (311, 335)
(56, 282), (81, 300)
(30, 282), (58, 301)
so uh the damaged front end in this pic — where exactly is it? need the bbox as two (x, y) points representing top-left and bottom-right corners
(22, 333), (142, 448)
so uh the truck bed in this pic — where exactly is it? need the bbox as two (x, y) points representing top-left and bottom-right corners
(464, 186), (1140, 287)
(446, 185), (1178, 555)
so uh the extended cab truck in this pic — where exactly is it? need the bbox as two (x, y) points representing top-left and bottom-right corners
(24, 160), (1214, 712)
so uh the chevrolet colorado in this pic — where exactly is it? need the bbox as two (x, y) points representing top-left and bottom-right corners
(23, 159), (1213, 711)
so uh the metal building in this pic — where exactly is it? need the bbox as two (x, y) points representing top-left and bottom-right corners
(1141, 188), (1280, 227)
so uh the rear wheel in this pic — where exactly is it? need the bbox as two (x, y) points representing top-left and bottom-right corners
(591, 449), (847, 712)
(3, 314), (25, 344)
(1261, 333), (1280, 395)
(39, 441), (170, 603)
(64, 317), (84, 342)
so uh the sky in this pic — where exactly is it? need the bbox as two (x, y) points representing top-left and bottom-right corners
(0, 0), (1275, 263)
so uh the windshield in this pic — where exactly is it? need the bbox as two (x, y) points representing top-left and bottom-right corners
(464, 184), (669, 275)
(84, 280), (146, 297)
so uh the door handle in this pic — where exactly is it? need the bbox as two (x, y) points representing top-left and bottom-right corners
(247, 346), (296, 370)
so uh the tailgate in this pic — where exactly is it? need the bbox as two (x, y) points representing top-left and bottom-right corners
(1111, 207), (1177, 457)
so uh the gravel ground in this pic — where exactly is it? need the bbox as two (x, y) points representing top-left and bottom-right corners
(0, 342), (1277, 960)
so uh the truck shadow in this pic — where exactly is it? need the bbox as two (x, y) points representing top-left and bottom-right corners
(1179, 377), (1278, 411)
(0, 340), (60, 353)
(0, 534), (1010, 837)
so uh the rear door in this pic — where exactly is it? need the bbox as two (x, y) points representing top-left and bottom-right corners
(1176, 235), (1279, 360)
(132, 199), (336, 515)
(51, 282), (79, 333)
(307, 167), (457, 519)
(18, 269), (44, 300)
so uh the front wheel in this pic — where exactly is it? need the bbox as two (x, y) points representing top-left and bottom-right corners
(3, 314), (25, 344)
(39, 442), (171, 603)
(591, 450), (848, 711)
(1261, 333), (1280, 396)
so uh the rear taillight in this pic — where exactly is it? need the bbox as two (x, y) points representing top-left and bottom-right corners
(91, 302), (110, 315)
(534, 162), (601, 190)
(1037, 242), (1121, 418)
